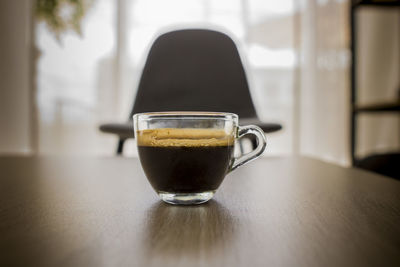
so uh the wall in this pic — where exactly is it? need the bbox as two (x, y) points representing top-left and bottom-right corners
(0, 0), (33, 154)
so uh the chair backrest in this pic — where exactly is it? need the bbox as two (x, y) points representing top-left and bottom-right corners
(131, 29), (258, 119)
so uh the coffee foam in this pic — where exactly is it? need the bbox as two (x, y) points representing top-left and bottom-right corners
(137, 128), (234, 147)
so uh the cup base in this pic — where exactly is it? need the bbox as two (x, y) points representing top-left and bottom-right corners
(158, 191), (215, 205)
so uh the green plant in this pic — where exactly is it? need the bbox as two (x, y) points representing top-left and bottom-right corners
(35, 0), (94, 39)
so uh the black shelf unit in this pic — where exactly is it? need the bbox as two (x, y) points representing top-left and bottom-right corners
(353, 101), (400, 113)
(352, 0), (400, 7)
(350, 0), (400, 165)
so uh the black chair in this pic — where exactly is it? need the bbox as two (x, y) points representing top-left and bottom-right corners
(99, 29), (282, 155)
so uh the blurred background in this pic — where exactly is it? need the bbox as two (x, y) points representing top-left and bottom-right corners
(0, 0), (399, 167)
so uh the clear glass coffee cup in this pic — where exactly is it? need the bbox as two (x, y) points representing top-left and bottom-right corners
(133, 112), (267, 205)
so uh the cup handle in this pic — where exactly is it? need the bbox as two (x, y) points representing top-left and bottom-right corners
(229, 125), (267, 172)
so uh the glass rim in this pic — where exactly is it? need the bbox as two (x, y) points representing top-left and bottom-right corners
(133, 111), (239, 122)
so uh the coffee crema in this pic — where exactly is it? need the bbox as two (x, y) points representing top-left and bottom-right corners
(137, 128), (235, 194)
(137, 128), (234, 147)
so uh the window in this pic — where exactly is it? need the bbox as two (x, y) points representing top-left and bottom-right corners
(36, 0), (296, 155)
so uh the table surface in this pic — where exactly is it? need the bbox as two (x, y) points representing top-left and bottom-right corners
(0, 156), (399, 267)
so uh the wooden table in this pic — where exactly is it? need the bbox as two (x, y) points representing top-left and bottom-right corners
(0, 156), (399, 267)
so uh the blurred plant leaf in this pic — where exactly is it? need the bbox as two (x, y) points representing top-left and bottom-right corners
(35, 0), (94, 41)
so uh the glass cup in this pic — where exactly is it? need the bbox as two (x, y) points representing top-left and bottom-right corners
(133, 112), (266, 205)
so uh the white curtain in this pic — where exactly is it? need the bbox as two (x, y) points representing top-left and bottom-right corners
(297, 0), (350, 165)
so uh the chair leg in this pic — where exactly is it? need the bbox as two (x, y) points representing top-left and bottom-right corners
(250, 135), (258, 149)
(239, 139), (245, 155)
(116, 138), (126, 155)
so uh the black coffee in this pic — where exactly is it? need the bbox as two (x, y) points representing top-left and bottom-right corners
(137, 129), (234, 193)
